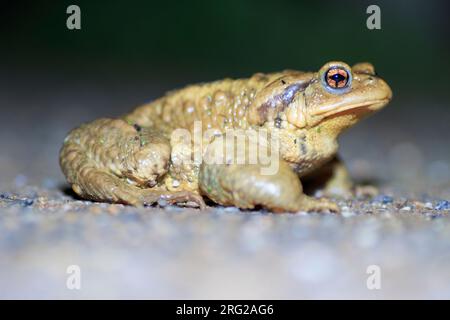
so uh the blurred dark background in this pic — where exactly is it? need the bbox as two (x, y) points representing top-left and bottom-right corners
(0, 0), (449, 194)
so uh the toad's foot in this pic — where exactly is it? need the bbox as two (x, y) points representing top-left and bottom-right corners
(300, 196), (340, 213)
(354, 185), (379, 198)
(304, 156), (353, 199)
(140, 189), (206, 209)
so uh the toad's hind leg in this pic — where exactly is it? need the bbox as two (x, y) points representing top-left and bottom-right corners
(59, 118), (205, 208)
(67, 167), (204, 208)
(199, 161), (339, 213)
(198, 134), (339, 213)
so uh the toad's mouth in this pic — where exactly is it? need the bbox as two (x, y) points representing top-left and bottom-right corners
(311, 99), (390, 118)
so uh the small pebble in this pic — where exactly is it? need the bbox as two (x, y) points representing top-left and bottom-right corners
(411, 201), (425, 209)
(19, 198), (34, 207)
(400, 206), (411, 211)
(0, 192), (13, 200)
(379, 195), (393, 204)
(435, 200), (450, 211)
(424, 202), (434, 209)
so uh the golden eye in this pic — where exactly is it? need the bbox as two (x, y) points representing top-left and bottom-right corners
(325, 67), (350, 89)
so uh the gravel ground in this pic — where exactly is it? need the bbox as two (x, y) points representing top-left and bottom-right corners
(1, 73), (450, 299)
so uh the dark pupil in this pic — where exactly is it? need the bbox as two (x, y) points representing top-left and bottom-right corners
(331, 73), (345, 82)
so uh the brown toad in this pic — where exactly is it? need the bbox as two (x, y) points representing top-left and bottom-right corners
(60, 61), (392, 212)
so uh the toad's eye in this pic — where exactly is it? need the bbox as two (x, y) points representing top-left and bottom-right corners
(325, 67), (350, 89)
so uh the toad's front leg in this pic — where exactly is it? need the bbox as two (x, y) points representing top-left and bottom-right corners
(303, 156), (378, 198)
(302, 156), (353, 198)
(198, 136), (339, 213)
